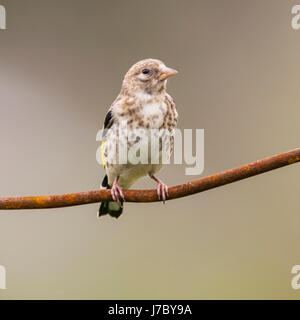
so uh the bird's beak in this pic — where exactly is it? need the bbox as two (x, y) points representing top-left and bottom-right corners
(159, 67), (178, 81)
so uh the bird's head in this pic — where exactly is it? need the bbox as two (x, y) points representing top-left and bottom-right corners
(121, 59), (178, 96)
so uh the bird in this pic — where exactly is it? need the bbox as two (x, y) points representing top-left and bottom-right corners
(99, 58), (178, 218)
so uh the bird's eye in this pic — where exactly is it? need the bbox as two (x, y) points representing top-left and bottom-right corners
(142, 69), (150, 75)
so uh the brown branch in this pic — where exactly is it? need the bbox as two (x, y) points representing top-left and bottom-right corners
(0, 148), (299, 210)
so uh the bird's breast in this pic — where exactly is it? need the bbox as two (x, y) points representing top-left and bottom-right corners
(139, 101), (166, 129)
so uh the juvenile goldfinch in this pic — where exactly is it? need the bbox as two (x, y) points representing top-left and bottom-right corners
(99, 59), (178, 218)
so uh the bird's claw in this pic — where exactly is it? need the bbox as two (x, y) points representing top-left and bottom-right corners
(157, 182), (168, 204)
(111, 181), (125, 207)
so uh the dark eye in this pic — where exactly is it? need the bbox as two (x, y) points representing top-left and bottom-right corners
(142, 69), (150, 74)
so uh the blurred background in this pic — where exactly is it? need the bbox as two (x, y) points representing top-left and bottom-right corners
(0, 0), (300, 299)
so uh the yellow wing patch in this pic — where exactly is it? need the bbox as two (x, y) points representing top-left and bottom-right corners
(101, 140), (106, 167)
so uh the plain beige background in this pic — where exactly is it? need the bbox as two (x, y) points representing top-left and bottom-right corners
(0, 0), (300, 299)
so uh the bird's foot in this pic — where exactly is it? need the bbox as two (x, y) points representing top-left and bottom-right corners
(111, 177), (125, 207)
(150, 175), (169, 204)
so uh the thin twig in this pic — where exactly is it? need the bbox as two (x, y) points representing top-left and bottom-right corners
(0, 148), (299, 210)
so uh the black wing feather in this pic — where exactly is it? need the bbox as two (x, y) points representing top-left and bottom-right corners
(102, 109), (113, 139)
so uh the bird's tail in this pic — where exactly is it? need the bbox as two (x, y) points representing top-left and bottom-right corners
(98, 175), (123, 219)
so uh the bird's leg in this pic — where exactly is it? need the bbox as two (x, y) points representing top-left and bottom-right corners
(111, 176), (125, 207)
(150, 174), (169, 204)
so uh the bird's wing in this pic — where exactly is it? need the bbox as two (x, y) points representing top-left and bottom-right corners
(100, 108), (114, 168)
(102, 108), (114, 139)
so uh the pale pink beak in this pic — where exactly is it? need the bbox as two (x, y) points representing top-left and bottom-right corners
(159, 67), (178, 81)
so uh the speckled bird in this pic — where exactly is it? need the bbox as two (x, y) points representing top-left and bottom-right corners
(99, 59), (178, 218)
